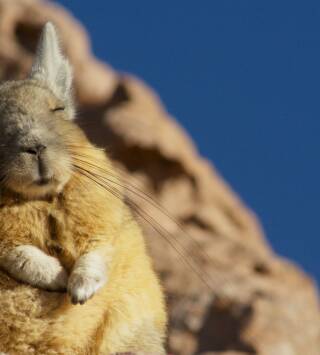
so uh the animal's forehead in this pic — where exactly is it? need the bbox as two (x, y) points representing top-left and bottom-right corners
(0, 80), (59, 113)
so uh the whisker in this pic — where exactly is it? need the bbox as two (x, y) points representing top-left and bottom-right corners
(73, 165), (230, 292)
(69, 147), (251, 296)
(71, 155), (227, 270)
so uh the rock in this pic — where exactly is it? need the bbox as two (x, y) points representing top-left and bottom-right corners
(0, 1), (319, 354)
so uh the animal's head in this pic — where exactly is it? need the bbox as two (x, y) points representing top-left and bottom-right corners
(0, 22), (79, 199)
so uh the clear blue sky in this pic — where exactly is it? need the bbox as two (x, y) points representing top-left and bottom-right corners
(56, 0), (320, 284)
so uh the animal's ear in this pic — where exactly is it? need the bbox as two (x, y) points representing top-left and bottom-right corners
(30, 22), (73, 108)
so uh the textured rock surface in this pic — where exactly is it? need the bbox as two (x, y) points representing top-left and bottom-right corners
(0, 1), (319, 354)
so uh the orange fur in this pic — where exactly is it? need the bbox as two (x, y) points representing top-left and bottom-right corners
(0, 137), (167, 354)
(0, 22), (167, 355)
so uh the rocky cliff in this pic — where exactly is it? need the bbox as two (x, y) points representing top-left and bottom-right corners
(0, 1), (319, 354)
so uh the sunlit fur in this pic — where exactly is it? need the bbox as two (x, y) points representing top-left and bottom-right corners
(0, 23), (166, 354)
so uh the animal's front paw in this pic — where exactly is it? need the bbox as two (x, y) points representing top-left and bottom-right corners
(67, 251), (108, 305)
(67, 273), (106, 305)
(47, 264), (68, 291)
(0, 245), (68, 291)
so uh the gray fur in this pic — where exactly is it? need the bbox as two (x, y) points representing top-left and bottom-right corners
(30, 22), (74, 117)
(0, 22), (77, 199)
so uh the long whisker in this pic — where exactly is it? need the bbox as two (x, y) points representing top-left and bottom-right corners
(73, 164), (231, 292)
(71, 154), (228, 270)
(68, 146), (252, 296)
(70, 149), (262, 261)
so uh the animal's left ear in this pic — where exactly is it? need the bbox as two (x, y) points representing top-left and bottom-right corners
(30, 22), (74, 115)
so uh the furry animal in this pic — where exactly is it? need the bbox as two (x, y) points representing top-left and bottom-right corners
(0, 23), (166, 354)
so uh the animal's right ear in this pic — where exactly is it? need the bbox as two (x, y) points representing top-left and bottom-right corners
(29, 22), (74, 117)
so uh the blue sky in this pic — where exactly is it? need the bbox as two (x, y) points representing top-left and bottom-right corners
(56, 1), (320, 284)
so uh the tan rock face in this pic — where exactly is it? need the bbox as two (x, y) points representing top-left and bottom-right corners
(0, 1), (319, 354)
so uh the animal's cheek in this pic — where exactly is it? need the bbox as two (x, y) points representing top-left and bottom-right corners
(6, 156), (38, 182)
(19, 155), (38, 172)
(49, 152), (72, 177)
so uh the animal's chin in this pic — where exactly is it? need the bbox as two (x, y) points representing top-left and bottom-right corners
(32, 176), (54, 187)
(6, 176), (69, 200)
(25, 183), (64, 199)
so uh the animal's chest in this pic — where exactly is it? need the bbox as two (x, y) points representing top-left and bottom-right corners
(0, 200), (86, 271)
(44, 205), (90, 271)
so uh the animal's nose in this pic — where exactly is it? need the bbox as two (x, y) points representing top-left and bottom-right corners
(23, 144), (46, 156)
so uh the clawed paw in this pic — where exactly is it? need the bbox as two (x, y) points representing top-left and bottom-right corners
(67, 273), (106, 305)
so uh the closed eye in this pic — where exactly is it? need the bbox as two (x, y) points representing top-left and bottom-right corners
(51, 106), (65, 112)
